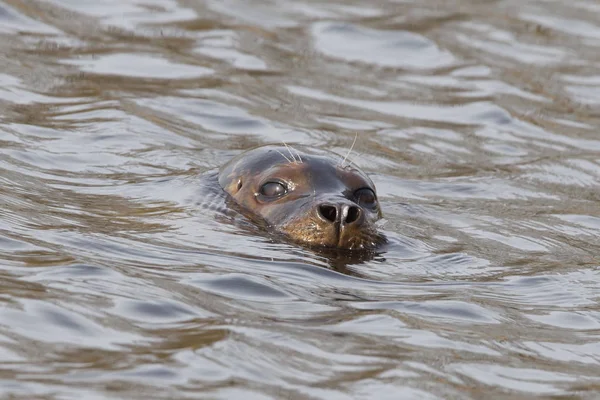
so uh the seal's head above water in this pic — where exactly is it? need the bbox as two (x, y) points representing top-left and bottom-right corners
(218, 144), (385, 250)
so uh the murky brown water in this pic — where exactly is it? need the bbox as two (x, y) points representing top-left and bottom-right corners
(1, 0), (600, 398)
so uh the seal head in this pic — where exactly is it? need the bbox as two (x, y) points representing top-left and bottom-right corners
(218, 145), (385, 250)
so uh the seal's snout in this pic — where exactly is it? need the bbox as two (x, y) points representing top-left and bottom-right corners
(312, 200), (378, 249)
(317, 202), (363, 227)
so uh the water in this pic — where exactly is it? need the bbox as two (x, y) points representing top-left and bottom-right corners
(1, 0), (599, 398)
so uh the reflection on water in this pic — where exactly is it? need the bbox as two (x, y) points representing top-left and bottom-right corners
(1, 0), (600, 398)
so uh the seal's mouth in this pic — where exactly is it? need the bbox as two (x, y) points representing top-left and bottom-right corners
(279, 215), (385, 251)
(338, 229), (386, 251)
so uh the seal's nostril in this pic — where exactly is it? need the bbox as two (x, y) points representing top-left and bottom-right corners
(319, 205), (337, 223)
(345, 206), (361, 224)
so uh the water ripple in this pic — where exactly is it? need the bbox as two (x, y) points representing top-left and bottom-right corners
(1, 0), (600, 398)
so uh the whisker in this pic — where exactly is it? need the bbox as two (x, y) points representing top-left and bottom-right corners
(345, 152), (361, 168)
(289, 144), (302, 163)
(282, 140), (297, 163)
(274, 149), (292, 163)
(341, 132), (358, 167)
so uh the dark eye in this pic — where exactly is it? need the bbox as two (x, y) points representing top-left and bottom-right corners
(355, 188), (377, 208)
(260, 181), (287, 198)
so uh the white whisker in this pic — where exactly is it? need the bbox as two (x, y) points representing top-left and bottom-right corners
(282, 140), (297, 163)
(345, 152), (361, 168)
(341, 132), (358, 167)
(293, 147), (303, 163)
(275, 149), (292, 163)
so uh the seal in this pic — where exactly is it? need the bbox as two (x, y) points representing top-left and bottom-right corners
(218, 144), (385, 250)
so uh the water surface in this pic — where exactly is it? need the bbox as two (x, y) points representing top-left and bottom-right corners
(1, 0), (600, 398)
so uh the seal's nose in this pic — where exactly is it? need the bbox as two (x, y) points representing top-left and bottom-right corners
(317, 203), (362, 227)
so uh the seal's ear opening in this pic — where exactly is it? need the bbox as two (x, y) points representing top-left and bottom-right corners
(236, 179), (243, 193)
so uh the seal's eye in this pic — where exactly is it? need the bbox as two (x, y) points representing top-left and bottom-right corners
(355, 188), (377, 208)
(260, 181), (287, 198)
